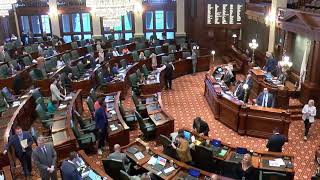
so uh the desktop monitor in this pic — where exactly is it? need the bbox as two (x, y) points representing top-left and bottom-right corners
(211, 139), (221, 147)
(236, 147), (248, 154)
(156, 156), (167, 166)
(183, 131), (191, 141)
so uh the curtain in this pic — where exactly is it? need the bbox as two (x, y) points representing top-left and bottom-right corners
(166, 11), (174, 29)
(145, 11), (153, 30)
(298, 40), (311, 90)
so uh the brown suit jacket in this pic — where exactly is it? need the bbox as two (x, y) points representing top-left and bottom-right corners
(176, 139), (192, 163)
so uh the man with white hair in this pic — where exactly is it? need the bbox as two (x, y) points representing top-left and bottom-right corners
(107, 144), (131, 170)
(263, 52), (277, 73)
(302, 99), (317, 140)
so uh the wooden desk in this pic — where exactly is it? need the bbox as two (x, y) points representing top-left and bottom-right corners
(78, 150), (113, 179)
(139, 71), (162, 95)
(204, 67), (291, 139)
(1, 165), (13, 180)
(70, 67), (97, 97)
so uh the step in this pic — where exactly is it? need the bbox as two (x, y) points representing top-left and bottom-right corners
(288, 108), (302, 115)
(290, 114), (302, 121)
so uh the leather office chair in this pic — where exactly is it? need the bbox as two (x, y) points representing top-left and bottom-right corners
(220, 160), (241, 179)
(136, 69), (142, 79)
(131, 51), (139, 62)
(72, 110), (95, 133)
(35, 104), (54, 129)
(108, 35), (115, 41)
(80, 40), (86, 47)
(77, 62), (86, 75)
(168, 53), (175, 62)
(119, 101), (137, 129)
(131, 93), (146, 113)
(44, 60), (56, 72)
(62, 53), (72, 64)
(0, 64), (10, 78)
(97, 71), (109, 87)
(141, 64), (150, 78)
(86, 45), (93, 53)
(129, 73), (139, 94)
(182, 52), (191, 58)
(161, 56), (169, 65)
(1, 87), (16, 104)
(31, 88), (43, 100)
(23, 56), (33, 66)
(71, 41), (78, 49)
(71, 66), (81, 79)
(0, 93), (8, 113)
(8, 60), (18, 70)
(193, 145), (217, 173)
(24, 46), (33, 54)
(144, 50), (151, 58)
(159, 134), (178, 159)
(136, 43), (145, 50)
(71, 120), (96, 148)
(29, 69), (45, 81)
(102, 159), (131, 179)
(71, 50), (80, 60)
(260, 171), (290, 180)
(168, 45), (176, 53)
(175, 37), (186, 45)
(155, 46), (162, 55)
(86, 96), (95, 117)
(119, 170), (131, 180)
(89, 88), (98, 102)
(120, 59), (127, 69)
(135, 111), (156, 140)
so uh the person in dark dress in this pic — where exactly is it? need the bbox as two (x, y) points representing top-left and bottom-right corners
(192, 117), (210, 136)
(235, 154), (258, 180)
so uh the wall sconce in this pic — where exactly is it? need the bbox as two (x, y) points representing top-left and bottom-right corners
(265, 13), (276, 26)
(211, 50), (215, 56)
(232, 34), (237, 44)
(249, 39), (258, 64)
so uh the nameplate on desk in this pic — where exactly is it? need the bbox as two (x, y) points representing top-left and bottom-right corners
(269, 158), (285, 167)
(163, 166), (175, 174)
(109, 124), (118, 131)
(65, 96), (73, 101)
(12, 101), (21, 107)
(58, 104), (67, 110)
(148, 156), (157, 165)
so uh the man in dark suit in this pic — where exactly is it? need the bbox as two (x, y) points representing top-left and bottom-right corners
(107, 144), (131, 171)
(263, 52), (277, 73)
(3, 126), (33, 178)
(234, 81), (245, 101)
(256, 88), (274, 108)
(61, 152), (82, 180)
(266, 128), (286, 152)
(193, 117), (210, 136)
(244, 73), (253, 90)
(159, 61), (175, 90)
(32, 136), (57, 180)
(94, 98), (108, 155)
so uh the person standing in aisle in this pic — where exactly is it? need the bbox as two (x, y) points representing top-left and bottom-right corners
(302, 99), (317, 140)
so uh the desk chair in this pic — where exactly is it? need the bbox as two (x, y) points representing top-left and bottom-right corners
(155, 46), (162, 55)
(72, 110), (95, 133)
(144, 50), (151, 58)
(71, 41), (78, 49)
(102, 159), (131, 179)
(193, 145), (217, 173)
(89, 88), (98, 102)
(71, 50), (80, 60)
(135, 111), (156, 140)
(1, 87), (16, 104)
(86, 96), (95, 117)
(35, 104), (54, 129)
(141, 64), (150, 78)
(129, 74), (139, 94)
(22, 56), (33, 66)
(62, 53), (72, 64)
(168, 45), (176, 53)
(86, 45), (93, 53)
(71, 66), (81, 79)
(119, 170), (131, 180)
(220, 160), (240, 179)
(183, 52), (191, 58)
(77, 62), (86, 75)
(8, 60), (19, 70)
(0, 93), (8, 113)
(260, 171), (290, 180)
(31, 88), (43, 101)
(132, 51), (139, 62)
(159, 135), (177, 159)
(136, 43), (145, 50)
(97, 72), (109, 90)
(132, 93), (146, 113)
(0, 64), (10, 78)
(136, 69), (142, 79)
(120, 59), (127, 69)
(44, 60), (56, 73)
(175, 37), (186, 45)
(168, 53), (175, 62)
(161, 56), (170, 65)
(71, 120), (96, 149)
(80, 40), (86, 47)
(29, 69), (45, 81)
(119, 101), (137, 129)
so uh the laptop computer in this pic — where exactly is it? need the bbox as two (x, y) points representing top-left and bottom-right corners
(153, 156), (167, 172)
(184, 131), (191, 142)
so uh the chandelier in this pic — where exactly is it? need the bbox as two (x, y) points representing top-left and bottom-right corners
(0, 0), (16, 17)
(86, 0), (136, 28)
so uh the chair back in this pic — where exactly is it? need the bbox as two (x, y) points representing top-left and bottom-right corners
(97, 72), (107, 85)
(23, 56), (32, 66)
(193, 145), (216, 172)
(168, 45), (176, 53)
(168, 53), (175, 62)
(62, 53), (71, 63)
(71, 50), (79, 59)
(136, 69), (142, 79)
(89, 88), (97, 102)
(31, 88), (43, 100)
(132, 51), (139, 62)
(0, 64), (9, 78)
(161, 56), (169, 65)
(0, 93), (8, 111)
(155, 46), (162, 55)
(183, 52), (191, 58)
(141, 64), (149, 77)
(136, 43), (145, 50)
(128, 73), (138, 87)
(44, 60), (54, 72)
(35, 104), (50, 120)
(86, 96), (95, 114)
(71, 66), (81, 78)
(131, 92), (140, 107)
(119, 170), (131, 180)
(8, 60), (18, 69)
(36, 97), (48, 112)
(77, 62), (85, 73)
(86, 45), (93, 53)
(80, 40), (86, 47)
(1, 87), (15, 103)
(261, 171), (289, 180)
(144, 50), (151, 57)
(71, 41), (78, 49)
(102, 159), (125, 179)
(221, 160), (240, 179)
(29, 69), (44, 81)
(159, 134), (172, 147)
(120, 59), (127, 69)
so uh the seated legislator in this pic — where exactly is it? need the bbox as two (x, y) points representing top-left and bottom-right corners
(244, 73), (253, 89)
(112, 63), (120, 75)
(263, 52), (277, 73)
(122, 47), (130, 55)
(256, 88), (274, 108)
(107, 144), (131, 171)
(112, 48), (121, 57)
(234, 80), (245, 101)
(61, 152), (82, 180)
(171, 134), (192, 163)
(235, 154), (258, 180)
(193, 117), (210, 136)
(222, 63), (235, 85)
(266, 128), (286, 152)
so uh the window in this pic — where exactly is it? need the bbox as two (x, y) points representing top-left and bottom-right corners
(20, 15), (51, 36)
(102, 12), (134, 41)
(144, 10), (175, 40)
(60, 13), (92, 43)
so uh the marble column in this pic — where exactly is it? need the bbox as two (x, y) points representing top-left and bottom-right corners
(134, 0), (144, 38)
(176, 0), (186, 37)
(48, 0), (60, 37)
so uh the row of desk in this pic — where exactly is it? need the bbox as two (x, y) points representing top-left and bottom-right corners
(204, 66), (291, 139)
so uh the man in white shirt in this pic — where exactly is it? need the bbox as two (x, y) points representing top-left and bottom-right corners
(112, 48), (120, 57)
(50, 79), (65, 104)
(302, 99), (317, 140)
(56, 59), (65, 69)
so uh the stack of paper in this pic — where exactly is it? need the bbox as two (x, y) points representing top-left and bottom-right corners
(109, 110), (116, 115)
(58, 104), (67, 110)
(110, 124), (118, 131)
(163, 166), (175, 174)
(269, 158), (285, 167)
(12, 101), (21, 107)
(218, 149), (227, 157)
(134, 152), (145, 160)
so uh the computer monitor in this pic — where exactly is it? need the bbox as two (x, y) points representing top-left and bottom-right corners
(188, 168), (200, 177)
(236, 147), (248, 154)
(183, 131), (191, 141)
(156, 156), (167, 167)
(211, 139), (221, 147)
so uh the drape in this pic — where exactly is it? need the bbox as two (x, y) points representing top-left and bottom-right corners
(298, 40), (311, 90)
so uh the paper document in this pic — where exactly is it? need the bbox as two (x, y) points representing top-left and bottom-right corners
(20, 139), (28, 148)
(191, 136), (195, 143)
(110, 124), (118, 131)
(58, 104), (67, 110)
(65, 96), (73, 101)
(12, 101), (21, 107)
(163, 166), (175, 174)
(218, 149), (227, 157)
(147, 156), (157, 165)
(134, 152), (145, 160)
(109, 110), (116, 115)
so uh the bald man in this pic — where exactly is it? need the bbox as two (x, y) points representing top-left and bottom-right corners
(107, 144), (131, 170)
